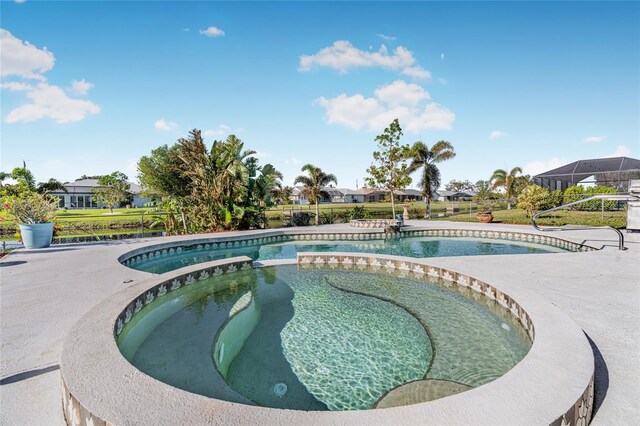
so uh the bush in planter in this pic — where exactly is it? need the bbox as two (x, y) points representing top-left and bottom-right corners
(3, 193), (59, 248)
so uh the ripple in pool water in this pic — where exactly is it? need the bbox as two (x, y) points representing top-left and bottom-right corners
(117, 265), (531, 411)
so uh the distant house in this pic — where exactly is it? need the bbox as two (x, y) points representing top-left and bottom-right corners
(49, 179), (150, 209)
(289, 187), (425, 204)
(434, 190), (476, 202)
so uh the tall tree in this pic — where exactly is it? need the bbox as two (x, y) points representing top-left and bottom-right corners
(294, 164), (337, 225)
(365, 119), (412, 218)
(11, 162), (36, 192)
(490, 166), (523, 209)
(176, 131), (255, 230)
(94, 171), (130, 213)
(406, 140), (456, 218)
(138, 144), (191, 233)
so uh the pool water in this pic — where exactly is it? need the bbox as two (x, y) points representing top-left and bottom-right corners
(117, 265), (531, 411)
(128, 236), (564, 274)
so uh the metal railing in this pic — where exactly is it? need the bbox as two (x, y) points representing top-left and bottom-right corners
(532, 194), (639, 250)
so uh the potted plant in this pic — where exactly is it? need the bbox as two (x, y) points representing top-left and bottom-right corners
(476, 201), (494, 223)
(3, 193), (59, 248)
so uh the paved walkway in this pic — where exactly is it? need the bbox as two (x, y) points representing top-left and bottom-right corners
(1, 221), (638, 425)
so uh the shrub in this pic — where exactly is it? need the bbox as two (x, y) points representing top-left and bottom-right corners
(344, 205), (371, 221)
(564, 185), (618, 211)
(517, 185), (550, 217)
(284, 212), (311, 227)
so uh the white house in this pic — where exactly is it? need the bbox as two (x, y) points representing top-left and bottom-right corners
(49, 179), (150, 209)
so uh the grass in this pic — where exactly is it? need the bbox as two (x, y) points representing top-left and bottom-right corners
(433, 208), (627, 228)
(1, 203), (627, 238)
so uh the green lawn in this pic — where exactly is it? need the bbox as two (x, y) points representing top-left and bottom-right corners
(1, 203), (627, 239)
(432, 208), (627, 228)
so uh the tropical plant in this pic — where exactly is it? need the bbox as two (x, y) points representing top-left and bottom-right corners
(37, 179), (67, 194)
(2, 193), (59, 224)
(284, 211), (311, 227)
(344, 205), (371, 221)
(94, 171), (131, 213)
(138, 144), (191, 233)
(490, 166), (523, 209)
(406, 140), (456, 218)
(365, 119), (412, 218)
(273, 184), (294, 205)
(293, 164), (337, 225)
(138, 129), (282, 233)
(517, 185), (551, 217)
(10, 162), (36, 192)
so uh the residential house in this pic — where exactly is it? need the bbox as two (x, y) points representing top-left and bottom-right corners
(49, 179), (150, 209)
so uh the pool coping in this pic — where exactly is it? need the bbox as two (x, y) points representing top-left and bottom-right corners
(117, 226), (599, 273)
(60, 253), (594, 425)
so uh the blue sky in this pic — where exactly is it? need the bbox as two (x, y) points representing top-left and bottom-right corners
(1, 1), (639, 189)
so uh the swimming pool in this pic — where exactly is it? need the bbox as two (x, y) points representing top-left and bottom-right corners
(117, 264), (531, 411)
(126, 236), (567, 274)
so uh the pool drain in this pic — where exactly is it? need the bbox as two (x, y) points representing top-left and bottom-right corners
(273, 383), (287, 397)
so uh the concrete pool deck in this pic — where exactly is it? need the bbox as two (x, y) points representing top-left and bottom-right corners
(1, 221), (638, 425)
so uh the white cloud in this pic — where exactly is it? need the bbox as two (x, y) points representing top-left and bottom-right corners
(523, 157), (567, 176)
(199, 26), (225, 37)
(607, 145), (631, 157)
(584, 135), (605, 143)
(489, 130), (508, 140)
(3, 82), (100, 123)
(401, 66), (431, 80)
(70, 79), (94, 95)
(15, 0), (28, 3)
(0, 29), (55, 80)
(154, 119), (179, 131)
(441, 53), (445, 60)
(377, 34), (396, 42)
(204, 124), (231, 138)
(1, 30), (100, 124)
(316, 80), (454, 133)
(0, 81), (33, 91)
(285, 157), (302, 166)
(374, 80), (430, 107)
(299, 40), (431, 80)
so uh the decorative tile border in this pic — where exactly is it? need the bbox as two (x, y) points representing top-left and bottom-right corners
(113, 258), (252, 338)
(350, 219), (400, 228)
(62, 379), (108, 426)
(119, 228), (595, 268)
(297, 252), (536, 342)
(550, 374), (595, 426)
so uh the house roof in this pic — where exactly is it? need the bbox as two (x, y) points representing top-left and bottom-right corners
(534, 156), (640, 181)
(52, 178), (141, 194)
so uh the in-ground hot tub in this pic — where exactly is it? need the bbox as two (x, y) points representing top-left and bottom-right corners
(61, 251), (595, 425)
(116, 263), (531, 410)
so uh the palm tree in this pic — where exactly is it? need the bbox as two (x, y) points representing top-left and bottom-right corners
(490, 167), (523, 209)
(37, 179), (67, 194)
(406, 141), (456, 219)
(293, 164), (337, 225)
